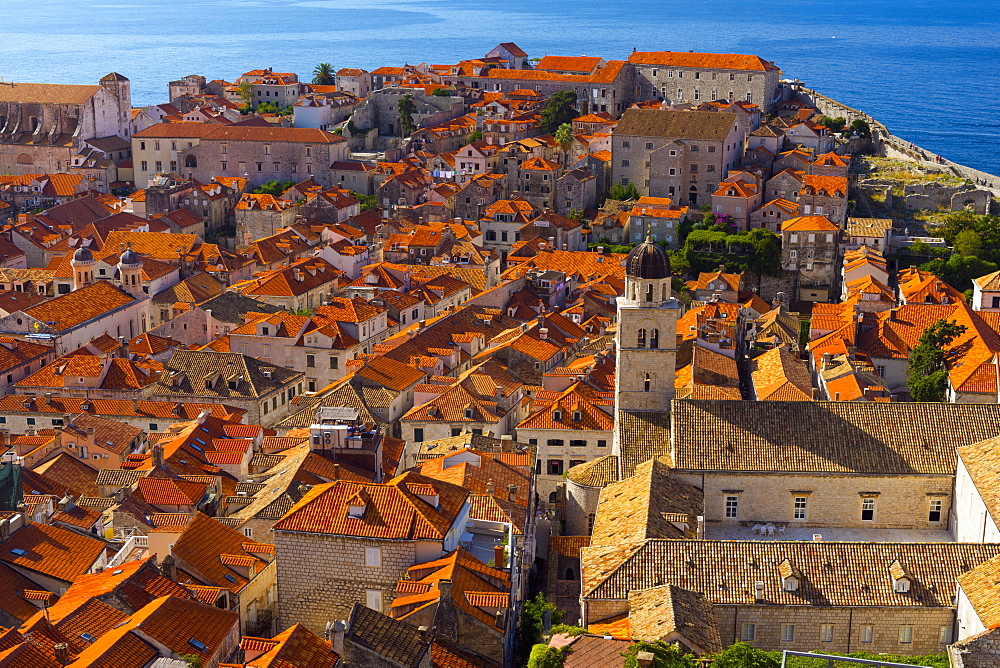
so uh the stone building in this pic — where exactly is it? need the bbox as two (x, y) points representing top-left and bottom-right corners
(151, 349), (304, 425)
(628, 51), (782, 112)
(177, 125), (350, 189)
(555, 168), (597, 216)
(581, 539), (1000, 655)
(781, 215), (841, 302)
(0, 73), (132, 175)
(271, 471), (470, 634)
(612, 109), (744, 206)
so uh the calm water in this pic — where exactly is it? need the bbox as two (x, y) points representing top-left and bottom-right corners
(2, 0), (998, 173)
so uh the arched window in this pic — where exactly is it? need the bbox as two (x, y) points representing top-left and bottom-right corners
(185, 155), (198, 168)
(548, 491), (558, 504)
(650, 329), (659, 349)
(637, 328), (646, 348)
(644, 373), (651, 392)
(564, 568), (576, 580)
(662, 283), (668, 301)
(645, 283), (653, 302)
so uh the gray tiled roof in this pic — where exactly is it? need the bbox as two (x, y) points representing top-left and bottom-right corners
(346, 603), (429, 668)
(583, 539), (1000, 606)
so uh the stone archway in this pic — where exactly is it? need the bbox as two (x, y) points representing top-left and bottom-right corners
(15, 153), (32, 165)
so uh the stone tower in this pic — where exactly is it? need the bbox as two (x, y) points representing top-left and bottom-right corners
(70, 245), (95, 291)
(118, 242), (144, 297)
(613, 237), (680, 413)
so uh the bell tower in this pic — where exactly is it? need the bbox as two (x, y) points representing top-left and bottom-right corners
(613, 237), (680, 413)
(70, 245), (96, 291)
(117, 242), (144, 297)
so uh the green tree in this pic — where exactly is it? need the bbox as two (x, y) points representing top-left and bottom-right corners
(919, 255), (998, 291)
(540, 91), (579, 134)
(622, 641), (697, 668)
(236, 81), (253, 106)
(527, 644), (568, 668)
(178, 655), (204, 668)
(954, 229), (983, 257)
(517, 594), (563, 661)
(607, 182), (640, 202)
(818, 116), (846, 132)
(907, 319), (967, 402)
(312, 62), (335, 85)
(469, 130), (483, 142)
(709, 642), (780, 668)
(431, 87), (453, 96)
(850, 119), (871, 137)
(252, 180), (297, 197)
(397, 94), (417, 136)
(554, 123), (574, 162)
(349, 190), (378, 212)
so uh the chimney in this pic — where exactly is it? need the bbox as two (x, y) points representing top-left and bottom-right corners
(151, 443), (164, 468)
(813, 533), (823, 542)
(696, 515), (705, 539)
(330, 620), (345, 655)
(754, 581), (765, 601)
(539, 328), (549, 340)
(161, 553), (177, 581)
(636, 652), (656, 668)
(888, 307), (899, 321)
(507, 484), (517, 502)
(54, 643), (70, 666)
(821, 353), (834, 369)
(486, 479), (495, 495)
(494, 544), (506, 568)
(433, 579), (458, 640)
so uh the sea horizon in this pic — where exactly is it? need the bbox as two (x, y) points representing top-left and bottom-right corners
(2, 0), (997, 173)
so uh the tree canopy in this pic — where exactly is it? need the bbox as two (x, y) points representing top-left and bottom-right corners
(907, 318), (967, 402)
(397, 94), (417, 136)
(622, 641), (697, 668)
(252, 180), (296, 197)
(312, 62), (335, 85)
(540, 91), (579, 133)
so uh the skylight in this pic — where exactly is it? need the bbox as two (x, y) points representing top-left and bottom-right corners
(9, 548), (26, 556)
(224, 573), (236, 583)
(80, 632), (97, 643)
(188, 638), (208, 652)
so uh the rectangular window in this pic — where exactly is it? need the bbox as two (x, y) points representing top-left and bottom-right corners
(725, 495), (738, 519)
(451, 427), (461, 436)
(306, 354), (315, 368)
(621, 159), (630, 167)
(781, 624), (795, 642)
(26, 418), (35, 426)
(365, 589), (382, 612)
(365, 546), (381, 567)
(862, 498), (875, 521)
(155, 161), (162, 171)
(939, 626), (952, 644)
(221, 162), (227, 171)
(861, 625), (874, 643)
(569, 459), (586, 468)
(330, 356), (339, 369)
(899, 626), (913, 644)
(547, 439), (564, 447)
(821, 624), (834, 642)
(569, 439), (586, 448)
(793, 497), (807, 520)
(876, 365), (886, 377)
(929, 499), (943, 522)
(741, 623), (755, 641)
(597, 439), (607, 448)
(413, 428), (424, 442)
(622, 141), (630, 148)
(148, 423), (158, 431)
(243, 527), (253, 538)
(548, 459), (564, 475)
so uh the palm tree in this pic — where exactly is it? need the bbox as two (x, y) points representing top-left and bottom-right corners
(554, 123), (574, 166)
(312, 63), (335, 86)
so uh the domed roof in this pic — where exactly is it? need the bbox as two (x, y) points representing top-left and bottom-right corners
(72, 246), (93, 263)
(120, 248), (141, 266)
(625, 237), (670, 279)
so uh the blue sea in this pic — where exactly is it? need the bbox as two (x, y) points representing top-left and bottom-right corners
(1, 0), (998, 173)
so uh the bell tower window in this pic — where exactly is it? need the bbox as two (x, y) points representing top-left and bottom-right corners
(645, 283), (653, 302)
(644, 373), (651, 392)
(637, 328), (646, 348)
(650, 329), (659, 349)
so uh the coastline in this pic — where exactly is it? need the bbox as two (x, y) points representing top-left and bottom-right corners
(797, 84), (1000, 196)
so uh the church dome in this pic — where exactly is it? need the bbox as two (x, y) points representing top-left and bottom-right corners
(625, 238), (670, 279)
(120, 248), (141, 266)
(72, 246), (93, 263)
